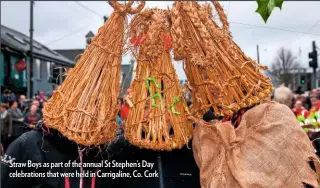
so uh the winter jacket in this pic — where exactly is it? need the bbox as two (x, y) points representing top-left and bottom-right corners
(1, 110), (12, 136)
(1, 95), (10, 103)
(18, 101), (28, 114)
(120, 104), (130, 120)
(7, 108), (26, 136)
(292, 107), (309, 118)
(1, 127), (200, 188)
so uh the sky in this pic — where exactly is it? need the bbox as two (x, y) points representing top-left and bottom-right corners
(1, 1), (320, 80)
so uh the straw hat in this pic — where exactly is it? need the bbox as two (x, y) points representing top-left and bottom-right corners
(43, 1), (145, 147)
(125, 9), (193, 151)
(170, 1), (273, 117)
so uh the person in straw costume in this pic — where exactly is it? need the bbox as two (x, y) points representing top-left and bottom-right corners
(107, 8), (201, 188)
(1, 2), (147, 188)
(170, 1), (320, 187)
(124, 8), (193, 151)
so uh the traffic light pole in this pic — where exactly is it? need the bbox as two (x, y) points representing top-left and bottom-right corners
(314, 68), (317, 89)
(309, 41), (318, 89)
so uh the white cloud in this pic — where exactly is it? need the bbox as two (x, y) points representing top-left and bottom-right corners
(2, 1), (320, 80)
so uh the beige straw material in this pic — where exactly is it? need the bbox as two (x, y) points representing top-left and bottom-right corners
(43, 1), (145, 146)
(171, 1), (273, 118)
(125, 9), (193, 151)
(192, 102), (320, 188)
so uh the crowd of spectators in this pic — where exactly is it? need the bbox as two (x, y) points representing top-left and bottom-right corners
(3, 86), (320, 153)
(0, 89), (46, 152)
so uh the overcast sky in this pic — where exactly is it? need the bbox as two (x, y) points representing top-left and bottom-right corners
(2, 1), (320, 80)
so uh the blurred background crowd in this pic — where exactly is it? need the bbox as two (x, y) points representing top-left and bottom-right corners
(0, 89), (46, 152)
(2, 85), (320, 155)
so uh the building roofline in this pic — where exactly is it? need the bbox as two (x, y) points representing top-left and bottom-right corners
(54, 48), (85, 51)
(32, 52), (74, 67)
(1, 43), (74, 67)
(85, 31), (95, 38)
(1, 24), (74, 65)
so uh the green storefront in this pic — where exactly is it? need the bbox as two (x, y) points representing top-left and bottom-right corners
(0, 52), (4, 86)
(0, 50), (27, 95)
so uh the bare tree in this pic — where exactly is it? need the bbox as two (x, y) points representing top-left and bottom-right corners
(270, 47), (300, 87)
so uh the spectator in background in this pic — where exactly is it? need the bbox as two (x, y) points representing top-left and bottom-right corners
(1, 89), (11, 103)
(121, 89), (133, 120)
(32, 99), (40, 109)
(117, 97), (124, 116)
(25, 100), (43, 118)
(301, 93), (310, 110)
(305, 93), (320, 156)
(295, 86), (304, 95)
(7, 100), (26, 147)
(273, 86), (294, 107)
(18, 95), (27, 112)
(0, 103), (12, 152)
(308, 94), (320, 115)
(9, 91), (16, 101)
(116, 97), (124, 135)
(292, 100), (309, 118)
(33, 100), (43, 118)
(312, 89), (318, 95)
(117, 98), (123, 124)
(36, 90), (47, 103)
(24, 104), (41, 130)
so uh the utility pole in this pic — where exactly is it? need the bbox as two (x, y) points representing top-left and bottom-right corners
(256, 45), (260, 64)
(28, 0), (34, 99)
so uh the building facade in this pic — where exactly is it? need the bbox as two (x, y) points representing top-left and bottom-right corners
(1, 25), (74, 97)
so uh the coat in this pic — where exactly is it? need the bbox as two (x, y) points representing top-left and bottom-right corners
(1, 127), (200, 188)
(7, 108), (26, 136)
(0, 110), (12, 136)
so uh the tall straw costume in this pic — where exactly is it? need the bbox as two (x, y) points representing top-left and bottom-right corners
(170, 2), (320, 187)
(43, 1), (145, 146)
(171, 1), (273, 118)
(125, 9), (193, 151)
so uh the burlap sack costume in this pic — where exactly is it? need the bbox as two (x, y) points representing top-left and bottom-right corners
(192, 102), (320, 188)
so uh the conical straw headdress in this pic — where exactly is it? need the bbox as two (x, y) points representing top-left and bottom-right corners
(125, 9), (193, 151)
(43, 1), (145, 146)
(171, 1), (273, 117)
